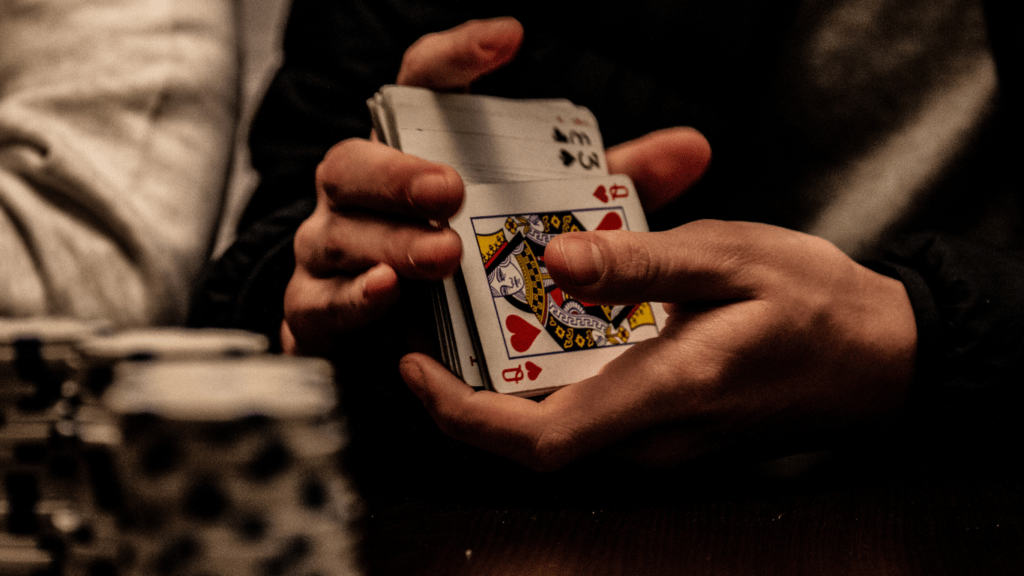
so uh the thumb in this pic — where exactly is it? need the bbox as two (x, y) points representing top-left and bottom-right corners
(397, 17), (524, 90)
(606, 127), (712, 212)
(544, 223), (754, 304)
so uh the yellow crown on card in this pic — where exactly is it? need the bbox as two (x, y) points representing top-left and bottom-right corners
(477, 229), (507, 265)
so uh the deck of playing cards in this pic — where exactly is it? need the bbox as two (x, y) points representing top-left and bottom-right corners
(368, 85), (668, 396)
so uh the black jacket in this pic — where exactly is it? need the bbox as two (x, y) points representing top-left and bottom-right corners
(189, 0), (1024, 488)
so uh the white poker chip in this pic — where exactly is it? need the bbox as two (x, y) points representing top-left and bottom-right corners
(76, 328), (269, 362)
(102, 357), (335, 421)
(0, 317), (108, 346)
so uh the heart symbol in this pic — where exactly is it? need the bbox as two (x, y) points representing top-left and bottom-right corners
(596, 212), (622, 230)
(525, 361), (542, 381)
(593, 185), (609, 203)
(506, 315), (541, 353)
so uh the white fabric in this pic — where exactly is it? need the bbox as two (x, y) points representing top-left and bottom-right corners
(1, 0), (238, 326)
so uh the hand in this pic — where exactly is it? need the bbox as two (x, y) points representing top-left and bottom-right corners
(282, 140), (464, 355)
(282, 16), (712, 355)
(397, 17), (524, 91)
(282, 18), (524, 355)
(399, 221), (917, 471)
(282, 125), (710, 355)
(394, 15), (711, 210)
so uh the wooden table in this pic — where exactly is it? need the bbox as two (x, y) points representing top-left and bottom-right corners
(355, 451), (1024, 576)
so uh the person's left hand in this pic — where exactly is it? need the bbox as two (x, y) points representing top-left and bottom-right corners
(392, 15), (712, 212)
(398, 220), (917, 471)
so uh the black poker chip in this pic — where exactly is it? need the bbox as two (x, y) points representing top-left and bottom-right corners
(183, 477), (230, 522)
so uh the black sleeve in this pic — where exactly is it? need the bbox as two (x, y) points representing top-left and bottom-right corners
(185, 0), (783, 345)
(186, 0), (491, 345)
(187, 198), (312, 350)
(859, 0), (1024, 462)
(867, 236), (1024, 460)
(189, 0), (1023, 465)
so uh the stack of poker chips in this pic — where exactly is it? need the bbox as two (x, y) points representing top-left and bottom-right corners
(104, 356), (360, 576)
(64, 328), (272, 576)
(1, 317), (106, 575)
(73, 327), (270, 453)
(75, 328), (270, 401)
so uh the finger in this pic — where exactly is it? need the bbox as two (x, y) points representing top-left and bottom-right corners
(544, 221), (773, 304)
(606, 127), (711, 212)
(400, 330), (697, 471)
(283, 262), (401, 354)
(400, 352), (572, 471)
(397, 17), (524, 90)
(280, 319), (299, 355)
(317, 139), (464, 219)
(296, 207), (462, 280)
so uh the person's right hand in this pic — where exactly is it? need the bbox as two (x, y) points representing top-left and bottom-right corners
(280, 18), (525, 355)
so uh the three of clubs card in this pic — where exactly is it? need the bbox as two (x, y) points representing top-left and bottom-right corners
(368, 85), (667, 396)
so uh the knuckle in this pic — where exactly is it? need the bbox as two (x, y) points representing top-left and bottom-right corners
(379, 160), (414, 202)
(282, 286), (325, 340)
(319, 244), (349, 272)
(631, 238), (659, 282)
(431, 400), (478, 440)
(610, 232), (661, 294)
(293, 213), (326, 264)
(321, 281), (374, 330)
(399, 33), (439, 82)
(680, 219), (759, 282)
(316, 138), (366, 202)
(282, 271), (309, 315)
(318, 138), (361, 173)
(314, 161), (334, 202)
(528, 425), (577, 472)
(293, 216), (317, 248)
(301, 216), (359, 273)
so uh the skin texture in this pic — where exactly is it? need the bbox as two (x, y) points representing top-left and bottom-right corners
(282, 17), (710, 355)
(283, 17), (916, 471)
(400, 221), (916, 471)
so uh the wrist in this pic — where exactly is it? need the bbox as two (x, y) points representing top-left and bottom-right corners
(849, 266), (918, 420)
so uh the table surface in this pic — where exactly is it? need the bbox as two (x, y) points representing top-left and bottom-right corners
(355, 452), (1024, 576)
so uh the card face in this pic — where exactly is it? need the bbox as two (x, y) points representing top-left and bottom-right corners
(369, 86), (666, 395)
(450, 175), (668, 396)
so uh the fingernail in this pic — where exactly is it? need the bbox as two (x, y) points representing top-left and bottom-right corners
(399, 357), (425, 394)
(555, 236), (603, 286)
(477, 18), (522, 51)
(408, 229), (461, 275)
(361, 263), (394, 298)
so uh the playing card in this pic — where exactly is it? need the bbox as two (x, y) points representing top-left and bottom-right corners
(449, 175), (668, 396)
(438, 275), (486, 389)
(368, 85), (616, 390)
(369, 85), (606, 184)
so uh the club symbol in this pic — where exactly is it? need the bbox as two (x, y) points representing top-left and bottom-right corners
(559, 149), (575, 167)
(552, 127), (569, 143)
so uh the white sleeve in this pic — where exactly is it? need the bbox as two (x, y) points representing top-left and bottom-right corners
(0, 0), (238, 327)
